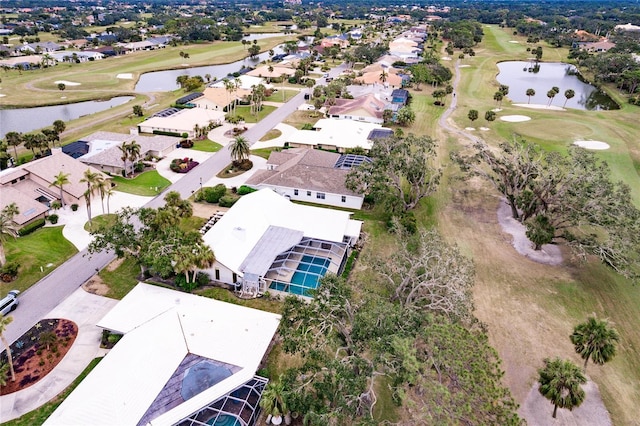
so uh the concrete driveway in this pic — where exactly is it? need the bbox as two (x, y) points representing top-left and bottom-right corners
(0, 288), (118, 422)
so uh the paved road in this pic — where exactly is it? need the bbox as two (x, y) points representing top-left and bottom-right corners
(3, 67), (338, 344)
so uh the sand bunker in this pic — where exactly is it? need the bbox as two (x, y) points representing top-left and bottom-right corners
(116, 73), (133, 79)
(459, 64), (471, 68)
(479, 127), (490, 131)
(508, 40), (520, 44)
(492, 108), (502, 112)
(513, 103), (565, 111)
(0, 94), (5, 97)
(573, 140), (610, 150)
(501, 115), (531, 122)
(442, 56), (452, 61)
(465, 127), (475, 131)
(55, 80), (81, 86)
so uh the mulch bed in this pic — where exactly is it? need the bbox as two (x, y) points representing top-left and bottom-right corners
(0, 318), (78, 395)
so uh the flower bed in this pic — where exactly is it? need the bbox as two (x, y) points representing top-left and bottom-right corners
(0, 318), (78, 395)
(170, 157), (199, 173)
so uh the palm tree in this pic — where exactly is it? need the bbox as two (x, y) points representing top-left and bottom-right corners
(380, 69), (388, 84)
(50, 171), (71, 207)
(0, 203), (19, 267)
(493, 91), (504, 107)
(229, 136), (250, 165)
(104, 185), (115, 214)
(570, 316), (619, 372)
(563, 89), (575, 108)
(80, 169), (103, 226)
(127, 141), (141, 174)
(538, 357), (586, 418)
(97, 179), (110, 214)
(39, 331), (57, 351)
(546, 89), (556, 106)
(118, 141), (129, 176)
(259, 377), (290, 423)
(526, 88), (535, 104)
(0, 314), (16, 382)
(223, 79), (235, 115)
(41, 53), (54, 68)
(0, 361), (10, 387)
(53, 120), (66, 135)
(4, 132), (23, 161)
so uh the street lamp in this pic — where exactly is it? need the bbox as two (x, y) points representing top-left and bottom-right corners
(199, 177), (203, 197)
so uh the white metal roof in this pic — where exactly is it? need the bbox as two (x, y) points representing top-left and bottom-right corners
(45, 284), (280, 426)
(202, 189), (359, 276)
(286, 118), (386, 151)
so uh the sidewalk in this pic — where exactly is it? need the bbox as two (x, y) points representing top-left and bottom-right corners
(0, 289), (118, 422)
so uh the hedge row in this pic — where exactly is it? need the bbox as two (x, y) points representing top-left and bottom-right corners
(18, 218), (46, 236)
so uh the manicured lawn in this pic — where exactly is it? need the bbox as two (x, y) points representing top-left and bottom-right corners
(251, 147), (277, 159)
(265, 90), (299, 103)
(283, 110), (321, 129)
(4, 226), (78, 293)
(84, 214), (117, 232)
(258, 129), (282, 142)
(2, 358), (103, 426)
(99, 257), (141, 300)
(111, 170), (171, 196)
(197, 287), (282, 314)
(191, 139), (223, 152)
(233, 105), (277, 123)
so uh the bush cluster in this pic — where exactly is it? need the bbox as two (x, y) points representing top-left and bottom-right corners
(47, 214), (59, 224)
(179, 139), (194, 148)
(170, 158), (199, 173)
(18, 218), (45, 236)
(152, 130), (183, 137)
(200, 184), (227, 203)
(219, 195), (239, 207)
(0, 261), (19, 282)
(236, 185), (257, 195)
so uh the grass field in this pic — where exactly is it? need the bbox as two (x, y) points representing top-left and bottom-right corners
(98, 257), (141, 300)
(438, 24), (640, 425)
(191, 139), (223, 152)
(233, 105), (277, 123)
(265, 89), (299, 102)
(111, 170), (171, 196)
(84, 214), (117, 232)
(3, 227), (78, 294)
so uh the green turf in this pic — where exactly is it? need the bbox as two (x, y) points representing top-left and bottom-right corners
(251, 147), (277, 159)
(99, 257), (141, 300)
(3, 226), (78, 294)
(265, 90), (299, 102)
(1, 358), (103, 426)
(84, 214), (117, 232)
(233, 105), (277, 123)
(111, 170), (171, 196)
(191, 139), (223, 152)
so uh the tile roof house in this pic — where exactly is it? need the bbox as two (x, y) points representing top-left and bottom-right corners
(354, 70), (403, 88)
(193, 87), (252, 111)
(326, 93), (389, 124)
(45, 283), (281, 426)
(137, 108), (225, 139)
(0, 149), (110, 219)
(245, 148), (366, 209)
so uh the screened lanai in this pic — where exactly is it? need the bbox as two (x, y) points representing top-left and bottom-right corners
(176, 376), (268, 426)
(264, 237), (348, 297)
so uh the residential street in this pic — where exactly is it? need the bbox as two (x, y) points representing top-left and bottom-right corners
(3, 74), (319, 344)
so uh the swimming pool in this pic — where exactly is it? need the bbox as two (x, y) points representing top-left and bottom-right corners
(206, 414), (241, 426)
(270, 255), (331, 296)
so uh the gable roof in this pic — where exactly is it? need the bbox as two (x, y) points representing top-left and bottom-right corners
(199, 87), (252, 108)
(0, 186), (49, 225)
(286, 118), (386, 151)
(45, 283), (280, 426)
(78, 132), (179, 169)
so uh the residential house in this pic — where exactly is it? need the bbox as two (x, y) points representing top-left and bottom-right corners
(326, 93), (389, 124)
(201, 189), (362, 298)
(44, 283), (281, 426)
(285, 118), (391, 152)
(615, 23), (640, 32)
(391, 88), (409, 105)
(0, 149), (109, 213)
(192, 87), (252, 112)
(137, 108), (225, 139)
(355, 70), (403, 88)
(245, 148), (367, 209)
(320, 35), (349, 49)
(246, 64), (297, 80)
(577, 40), (616, 53)
(51, 50), (104, 62)
(75, 132), (179, 175)
(210, 75), (272, 91)
(18, 41), (61, 54)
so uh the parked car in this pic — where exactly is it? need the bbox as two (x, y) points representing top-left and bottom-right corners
(0, 290), (19, 315)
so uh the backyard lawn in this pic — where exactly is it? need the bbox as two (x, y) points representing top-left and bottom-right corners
(111, 170), (170, 196)
(265, 90), (299, 103)
(233, 105), (277, 123)
(3, 227), (78, 293)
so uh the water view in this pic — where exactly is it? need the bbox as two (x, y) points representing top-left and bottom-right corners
(496, 61), (619, 111)
(134, 45), (285, 92)
(0, 96), (134, 139)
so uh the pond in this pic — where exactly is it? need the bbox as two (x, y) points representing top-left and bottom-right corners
(0, 96), (134, 139)
(495, 61), (619, 111)
(134, 45), (285, 92)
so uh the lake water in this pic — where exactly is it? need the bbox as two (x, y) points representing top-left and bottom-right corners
(134, 45), (285, 92)
(495, 61), (619, 111)
(0, 96), (134, 139)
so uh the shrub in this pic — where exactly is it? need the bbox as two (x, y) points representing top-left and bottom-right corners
(170, 158), (199, 173)
(237, 185), (257, 195)
(153, 130), (183, 137)
(179, 139), (194, 148)
(47, 214), (59, 224)
(219, 195), (240, 208)
(0, 261), (19, 277)
(18, 218), (46, 236)
(50, 201), (62, 210)
(233, 159), (253, 171)
(70, 203), (79, 211)
(301, 123), (314, 130)
(196, 272), (210, 286)
(134, 162), (144, 173)
(202, 184), (227, 203)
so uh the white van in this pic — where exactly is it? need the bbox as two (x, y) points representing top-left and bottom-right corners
(0, 290), (19, 315)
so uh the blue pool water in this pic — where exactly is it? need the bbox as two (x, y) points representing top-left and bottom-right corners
(206, 414), (241, 426)
(270, 255), (331, 296)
